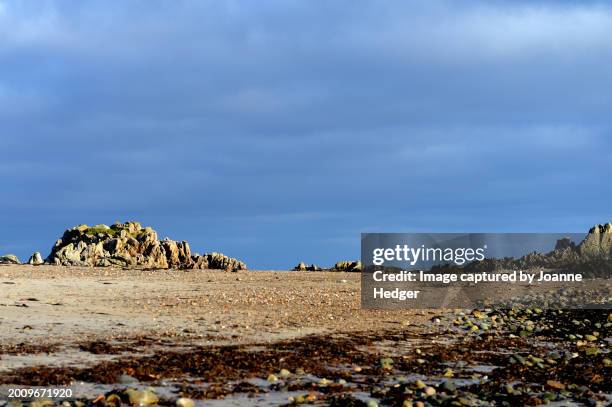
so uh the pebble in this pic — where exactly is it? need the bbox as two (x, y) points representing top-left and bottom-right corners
(176, 398), (195, 407)
(105, 394), (122, 406)
(118, 374), (139, 384)
(546, 380), (565, 390)
(380, 357), (394, 369)
(440, 381), (457, 392)
(125, 389), (159, 406)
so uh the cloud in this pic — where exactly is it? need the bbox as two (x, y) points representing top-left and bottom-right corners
(0, 0), (610, 267)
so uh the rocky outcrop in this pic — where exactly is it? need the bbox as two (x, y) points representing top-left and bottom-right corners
(192, 252), (247, 272)
(45, 221), (246, 271)
(0, 254), (20, 264)
(293, 262), (322, 271)
(27, 252), (43, 265)
(332, 260), (362, 272)
(579, 223), (612, 259)
(432, 223), (612, 278)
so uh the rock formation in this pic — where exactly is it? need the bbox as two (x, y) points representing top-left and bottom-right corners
(332, 260), (362, 272)
(0, 254), (20, 264)
(432, 222), (612, 278)
(579, 223), (612, 259)
(46, 222), (246, 271)
(192, 252), (247, 272)
(292, 262), (322, 271)
(27, 252), (43, 265)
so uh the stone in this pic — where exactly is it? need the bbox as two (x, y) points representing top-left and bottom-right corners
(27, 252), (44, 265)
(106, 394), (122, 407)
(0, 254), (20, 264)
(191, 252), (247, 272)
(380, 357), (393, 369)
(294, 263), (322, 271)
(332, 260), (362, 272)
(117, 374), (139, 384)
(545, 380), (565, 390)
(125, 389), (159, 406)
(175, 398), (195, 407)
(440, 381), (457, 393)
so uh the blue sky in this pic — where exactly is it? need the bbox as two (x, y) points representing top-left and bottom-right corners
(1, 0), (610, 269)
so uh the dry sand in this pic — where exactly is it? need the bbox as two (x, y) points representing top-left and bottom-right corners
(0, 265), (431, 371)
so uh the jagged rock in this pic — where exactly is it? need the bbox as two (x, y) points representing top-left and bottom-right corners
(294, 262), (307, 271)
(554, 237), (575, 251)
(332, 260), (362, 272)
(46, 222), (196, 269)
(192, 252), (247, 272)
(580, 223), (612, 259)
(432, 222), (612, 278)
(27, 252), (44, 265)
(161, 239), (193, 269)
(292, 262), (322, 271)
(0, 254), (20, 264)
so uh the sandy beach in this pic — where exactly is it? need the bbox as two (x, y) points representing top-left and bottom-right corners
(0, 265), (427, 368)
(0, 265), (609, 406)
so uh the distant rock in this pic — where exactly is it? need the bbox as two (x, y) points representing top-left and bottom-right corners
(292, 262), (322, 271)
(554, 237), (575, 251)
(432, 222), (612, 278)
(0, 254), (20, 265)
(45, 221), (246, 271)
(332, 260), (362, 272)
(27, 252), (43, 265)
(192, 252), (247, 272)
(579, 223), (612, 259)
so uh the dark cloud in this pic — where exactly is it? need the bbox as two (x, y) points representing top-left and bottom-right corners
(0, 0), (610, 268)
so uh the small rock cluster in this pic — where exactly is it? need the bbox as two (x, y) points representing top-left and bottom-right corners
(45, 222), (246, 271)
(292, 260), (362, 272)
(1, 252), (44, 265)
(293, 262), (322, 271)
(192, 252), (247, 272)
(332, 260), (362, 272)
(0, 254), (20, 264)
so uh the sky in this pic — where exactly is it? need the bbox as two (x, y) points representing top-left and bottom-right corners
(1, 0), (611, 269)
